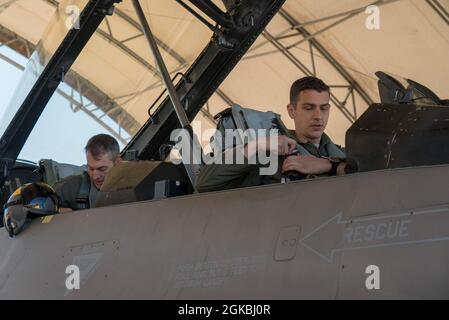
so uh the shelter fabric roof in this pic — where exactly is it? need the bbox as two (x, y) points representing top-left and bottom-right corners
(0, 0), (448, 146)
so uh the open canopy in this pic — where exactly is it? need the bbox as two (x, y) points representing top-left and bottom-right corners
(0, 0), (447, 161)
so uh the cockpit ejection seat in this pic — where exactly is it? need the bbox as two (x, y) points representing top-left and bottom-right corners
(211, 104), (290, 154)
(38, 159), (87, 187)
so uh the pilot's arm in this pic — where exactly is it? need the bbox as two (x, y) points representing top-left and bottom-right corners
(195, 135), (296, 192)
(195, 145), (259, 193)
(53, 175), (83, 211)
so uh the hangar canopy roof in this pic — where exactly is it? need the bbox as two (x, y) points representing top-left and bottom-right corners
(0, 0), (448, 149)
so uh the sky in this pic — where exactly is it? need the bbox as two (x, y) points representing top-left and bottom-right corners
(0, 45), (127, 166)
(0, 47), (25, 121)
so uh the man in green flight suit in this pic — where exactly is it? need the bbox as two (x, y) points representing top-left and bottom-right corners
(195, 76), (347, 193)
(54, 134), (121, 211)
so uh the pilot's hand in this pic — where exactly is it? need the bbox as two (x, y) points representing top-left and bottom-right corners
(282, 155), (332, 175)
(275, 135), (297, 156)
(244, 135), (297, 159)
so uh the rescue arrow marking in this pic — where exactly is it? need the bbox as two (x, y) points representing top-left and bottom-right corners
(299, 206), (449, 263)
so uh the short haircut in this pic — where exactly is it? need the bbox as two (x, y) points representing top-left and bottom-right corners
(290, 76), (330, 106)
(85, 134), (120, 160)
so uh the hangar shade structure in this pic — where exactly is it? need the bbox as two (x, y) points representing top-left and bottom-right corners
(0, 0), (448, 148)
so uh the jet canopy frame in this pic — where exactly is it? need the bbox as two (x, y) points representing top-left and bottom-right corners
(0, 0), (286, 187)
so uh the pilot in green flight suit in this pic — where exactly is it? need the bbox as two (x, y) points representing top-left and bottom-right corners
(195, 76), (347, 193)
(53, 134), (121, 211)
(54, 173), (99, 210)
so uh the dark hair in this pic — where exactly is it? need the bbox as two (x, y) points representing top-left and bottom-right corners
(290, 76), (330, 106)
(85, 134), (120, 160)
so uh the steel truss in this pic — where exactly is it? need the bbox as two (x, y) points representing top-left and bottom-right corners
(0, 25), (138, 145)
(0, 0), (229, 146)
(45, 0), (232, 124)
(3, 0), (409, 136)
(426, 0), (449, 27)
(243, 0), (406, 123)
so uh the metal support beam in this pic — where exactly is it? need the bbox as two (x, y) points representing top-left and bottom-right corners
(0, 0), (122, 163)
(115, 8), (235, 110)
(10, 0), (222, 136)
(113, 6), (186, 65)
(278, 8), (374, 108)
(262, 30), (357, 123)
(175, 0), (222, 34)
(0, 12), (138, 143)
(61, 0), (234, 117)
(100, 0), (236, 113)
(247, 0), (399, 56)
(426, 0), (449, 27)
(123, 0), (286, 160)
(132, 0), (199, 185)
(56, 87), (129, 144)
(241, 2), (406, 124)
(201, 102), (216, 124)
(188, 0), (234, 29)
(132, 0), (190, 128)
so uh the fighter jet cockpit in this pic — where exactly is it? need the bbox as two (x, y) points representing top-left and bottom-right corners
(375, 71), (448, 106)
(1, 0), (449, 300)
(0, 0), (448, 227)
(346, 71), (449, 173)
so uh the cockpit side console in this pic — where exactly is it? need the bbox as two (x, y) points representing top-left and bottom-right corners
(95, 161), (193, 207)
(346, 103), (449, 172)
